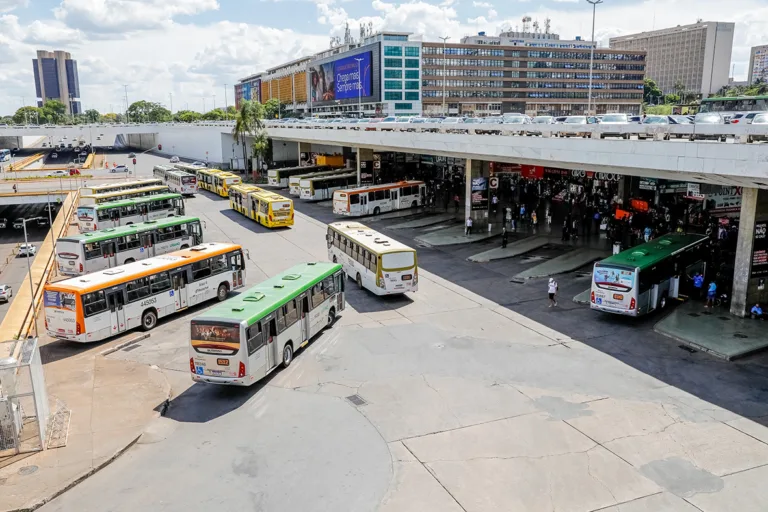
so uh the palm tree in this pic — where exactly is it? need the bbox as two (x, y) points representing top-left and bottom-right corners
(232, 100), (265, 175)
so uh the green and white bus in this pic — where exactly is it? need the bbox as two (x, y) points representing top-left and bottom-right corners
(190, 262), (345, 386)
(76, 193), (185, 232)
(590, 234), (709, 316)
(56, 216), (203, 276)
(699, 95), (768, 114)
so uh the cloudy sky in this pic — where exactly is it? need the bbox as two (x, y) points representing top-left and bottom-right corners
(1, 0), (766, 116)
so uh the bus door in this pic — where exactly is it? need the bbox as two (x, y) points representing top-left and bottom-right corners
(264, 316), (278, 371)
(109, 209), (120, 228)
(106, 289), (127, 334)
(139, 203), (149, 220)
(390, 188), (398, 209)
(102, 241), (118, 267)
(335, 271), (345, 312)
(141, 232), (154, 257)
(171, 271), (188, 309)
(360, 193), (369, 214)
(299, 292), (310, 343)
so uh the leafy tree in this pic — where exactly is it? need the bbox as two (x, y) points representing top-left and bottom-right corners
(83, 109), (101, 123)
(202, 108), (227, 121)
(126, 100), (172, 122)
(263, 98), (283, 120)
(232, 100), (266, 174)
(174, 110), (202, 123)
(41, 99), (67, 124)
(663, 93), (680, 105)
(644, 105), (673, 115)
(226, 105), (236, 117)
(13, 106), (44, 125)
(0, 115), (13, 125)
(101, 113), (119, 123)
(643, 78), (663, 104)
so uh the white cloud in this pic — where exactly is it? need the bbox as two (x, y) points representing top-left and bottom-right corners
(472, 1), (492, 7)
(488, 8), (497, 19)
(0, 0), (27, 13)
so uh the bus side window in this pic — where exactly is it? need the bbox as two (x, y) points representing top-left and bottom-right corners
(333, 232), (340, 248)
(384, 189), (390, 199)
(324, 276), (335, 296)
(350, 194), (359, 205)
(192, 259), (211, 280)
(277, 306), (287, 333)
(374, 190), (385, 201)
(311, 283), (325, 309)
(83, 291), (108, 317)
(229, 251), (243, 269)
(247, 323), (264, 356)
(368, 192), (375, 201)
(285, 299), (299, 326)
(367, 252), (376, 272)
(84, 241), (102, 260)
(211, 254), (227, 274)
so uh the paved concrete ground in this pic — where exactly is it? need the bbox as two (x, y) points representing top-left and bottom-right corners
(388, 212), (458, 229)
(467, 234), (549, 262)
(415, 222), (505, 246)
(26, 169), (768, 511)
(511, 247), (609, 283)
(655, 300), (768, 360)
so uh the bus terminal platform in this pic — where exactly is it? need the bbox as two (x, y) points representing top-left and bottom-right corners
(654, 301), (768, 360)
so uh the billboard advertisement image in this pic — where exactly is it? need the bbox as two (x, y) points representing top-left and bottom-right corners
(310, 51), (372, 104)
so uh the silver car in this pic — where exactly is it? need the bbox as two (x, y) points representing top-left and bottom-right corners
(599, 113), (630, 139)
(529, 115), (555, 136)
(748, 113), (768, 143)
(690, 112), (726, 142)
(0, 284), (12, 303)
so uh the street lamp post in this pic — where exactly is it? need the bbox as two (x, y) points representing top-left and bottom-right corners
(224, 84), (229, 120)
(586, 0), (603, 116)
(21, 219), (39, 338)
(440, 36), (451, 116)
(355, 57), (364, 118)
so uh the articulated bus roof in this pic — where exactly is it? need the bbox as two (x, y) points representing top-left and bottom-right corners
(290, 169), (353, 182)
(230, 184), (263, 194)
(83, 185), (170, 199)
(334, 180), (425, 195)
(597, 234), (709, 271)
(87, 192), (183, 210)
(193, 262), (341, 326)
(270, 165), (324, 175)
(249, 188), (291, 202)
(46, 243), (241, 294)
(303, 172), (356, 183)
(82, 179), (161, 192)
(329, 221), (415, 255)
(59, 216), (200, 244)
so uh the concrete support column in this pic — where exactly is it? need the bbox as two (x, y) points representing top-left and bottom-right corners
(465, 158), (484, 224)
(298, 142), (311, 165)
(356, 148), (373, 186)
(730, 188), (768, 317)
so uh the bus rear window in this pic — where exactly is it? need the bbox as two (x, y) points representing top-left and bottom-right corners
(182, 176), (196, 184)
(191, 321), (240, 355)
(77, 207), (95, 220)
(382, 251), (415, 270)
(593, 265), (635, 292)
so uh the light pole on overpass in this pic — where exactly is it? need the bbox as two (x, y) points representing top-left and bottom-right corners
(355, 57), (364, 118)
(440, 36), (450, 116)
(586, 0), (603, 116)
(21, 218), (40, 338)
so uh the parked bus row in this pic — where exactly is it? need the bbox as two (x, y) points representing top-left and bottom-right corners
(80, 185), (170, 206)
(229, 184), (294, 228)
(288, 168), (353, 195)
(80, 179), (164, 198)
(57, 216), (204, 276)
(153, 165), (199, 195)
(76, 192), (185, 232)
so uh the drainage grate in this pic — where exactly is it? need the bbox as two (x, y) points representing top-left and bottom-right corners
(345, 394), (367, 407)
(123, 344), (141, 352)
(678, 345), (697, 353)
(18, 466), (38, 476)
(734, 333), (749, 339)
(718, 316), (731, 321)
(688, 313), (701, 318)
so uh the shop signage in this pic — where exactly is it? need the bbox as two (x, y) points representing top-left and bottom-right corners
(570, 170), (621, 181)
(489, 162), (521, 174)
(471, 177), (489, 210)
(360, 161), (366, 168)
(705, 187), (743, 216)
(685, 183), (705, 200)
(639, 179), (657, 191)
(660, 182), (688, 194)
(489, 177), (499, 189)
(373, 161), (381, 169)
(520, 165), (545, 179)
(752, 222), (768, 278)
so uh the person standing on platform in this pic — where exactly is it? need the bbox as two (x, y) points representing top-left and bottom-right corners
(465, 216), (473, 236)
(501, 227), (509, 248)
(548, 278), (559, 307)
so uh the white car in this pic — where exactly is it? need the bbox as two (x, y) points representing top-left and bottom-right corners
(48, 170), (68, 177)
(13, 219), (24, 229)
(18, 244), (36, 257)
(170, 156), (180, 163)
(111, 165), (129, 173)
(0, 284), (12, 302)
(0, 218), (7, 229)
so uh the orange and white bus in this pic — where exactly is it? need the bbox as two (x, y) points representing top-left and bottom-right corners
(332, 181), (426, 216)
(44, 242), (246, 343)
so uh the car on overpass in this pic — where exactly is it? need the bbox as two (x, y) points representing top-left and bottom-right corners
(18, 244), (36, 257)
(0, 284), (12, 302)
(691, 112), (726, 142)
(0, 218), (7, 229)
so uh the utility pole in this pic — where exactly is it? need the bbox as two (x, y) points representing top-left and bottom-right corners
(586, 0), (603, 116)
(355, 57), (364, 118)
(123, 84), (130, 122)
(440, 36), (450, 116)
(169, 92), (173, 114)
(224, 84), (229, 119)
(213, 94), (216, 110)
(203, 97), (206, 113)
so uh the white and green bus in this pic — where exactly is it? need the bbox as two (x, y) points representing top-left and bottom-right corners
(76, 193), (185, 232)
(56, 216), (203, 276)
(190, 262), (345, 386)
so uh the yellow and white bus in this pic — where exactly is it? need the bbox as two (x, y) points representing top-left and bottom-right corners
(79, 185), (170, 205)
(44, 242), (246, 342)
(76, 193), (185, 232)
(289, 168), (352, 196)
(333, 181), (426, 216)
(80, 179), (163, 197)
(300, 172), (357, 201)
(229, 184), (294, 228)
(198, 169), (241, 197)
(190, 262), (344, 386)
(326, 221), (418, 295)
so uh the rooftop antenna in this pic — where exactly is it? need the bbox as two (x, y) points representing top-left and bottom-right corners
(368, 22), (373, 37)
(521, 16), (531, 33)
(344, 21), (352, 44)
(533, 20), (540, 33)
(544, 17), (551, 34)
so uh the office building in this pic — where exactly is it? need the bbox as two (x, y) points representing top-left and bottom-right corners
(609, 21), (734, 96)
(32, 50), (81, 115)
(234, 74), (262, 110)
(261, 57), (312, 115)
(422, 29), (645, 116)
(748, 44), (768, 85)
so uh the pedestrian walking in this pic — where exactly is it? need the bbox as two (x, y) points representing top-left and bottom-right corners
(548, 278), (559, 307)
(12, 184), (17, 193)
(465, 216), (473, 236)
(643, 225), (652, 243)
(692, 272), (704, 300)
(705, 280), (717, 308)
(491, 195), (499, 216)
(546, 207), (552, 226)
(501, 227), (508, 248)
(454, 194), (460, 213)
(505, 207), (512, 229)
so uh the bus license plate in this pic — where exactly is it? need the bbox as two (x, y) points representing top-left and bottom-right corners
(402, 275), (412, 281)
(613, 294), (624, 300)
(217, 358), (230, 366)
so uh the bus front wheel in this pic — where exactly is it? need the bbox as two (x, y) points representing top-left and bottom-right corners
(141, 309), (158, 331)
(659, 293), (668, 310)
(282, 343), (293, 368)
(327, 307), (336, 328)
(217, 283), (229, 302)
(373, 207), (380, 215)
(356, 273), (363, 289)
(180, 244), (189, 249)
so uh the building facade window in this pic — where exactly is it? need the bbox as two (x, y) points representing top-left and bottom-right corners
(404, 81), (419, 90)
(405, 92), (420, 101)
(404, 46), (420, 57)
(384, 46), (403, 56)
(404, 70), (419, 79)
(384, 35), (408, 41)
(385, 91), (403, 100)
(394, 103), (413, 110)
(384, 58), (402, 68)
(384, 69), (403, 79)
(384, 80), (403, 90)
(404, 59), (420, 68)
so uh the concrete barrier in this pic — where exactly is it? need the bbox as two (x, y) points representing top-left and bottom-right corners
(0, 191), (78, 359)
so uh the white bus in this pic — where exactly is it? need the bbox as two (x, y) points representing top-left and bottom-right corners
(326, 221), (418, 295)
(154, 165), (198, 195)
(56, 216), (203, 276)
(76, 193), (185, 232)
(173, 162), (207, 175)
(268, 164), (326, 187)
(80, 179), (164, 197)
(79, 185), (170, 206)
(44, 243), (246, 342)
(333, 181), (426, 216)
(0, 149), (11, 162)
(300, 172), (357, 201)
(288, 168), (352, 196)
(190, 262), (345, 386)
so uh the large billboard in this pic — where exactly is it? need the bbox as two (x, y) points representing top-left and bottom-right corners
(310, 51), (373, 104)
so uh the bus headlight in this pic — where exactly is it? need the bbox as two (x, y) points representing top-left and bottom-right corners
(377, 277), (385, 288)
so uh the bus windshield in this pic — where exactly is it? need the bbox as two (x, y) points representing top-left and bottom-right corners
(593, 264), (635, 292)
(382, 251), (415, 270)
(191, 321), (240, 355)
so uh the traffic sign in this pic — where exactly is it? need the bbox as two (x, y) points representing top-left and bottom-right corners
(489, 177), (499, 189)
